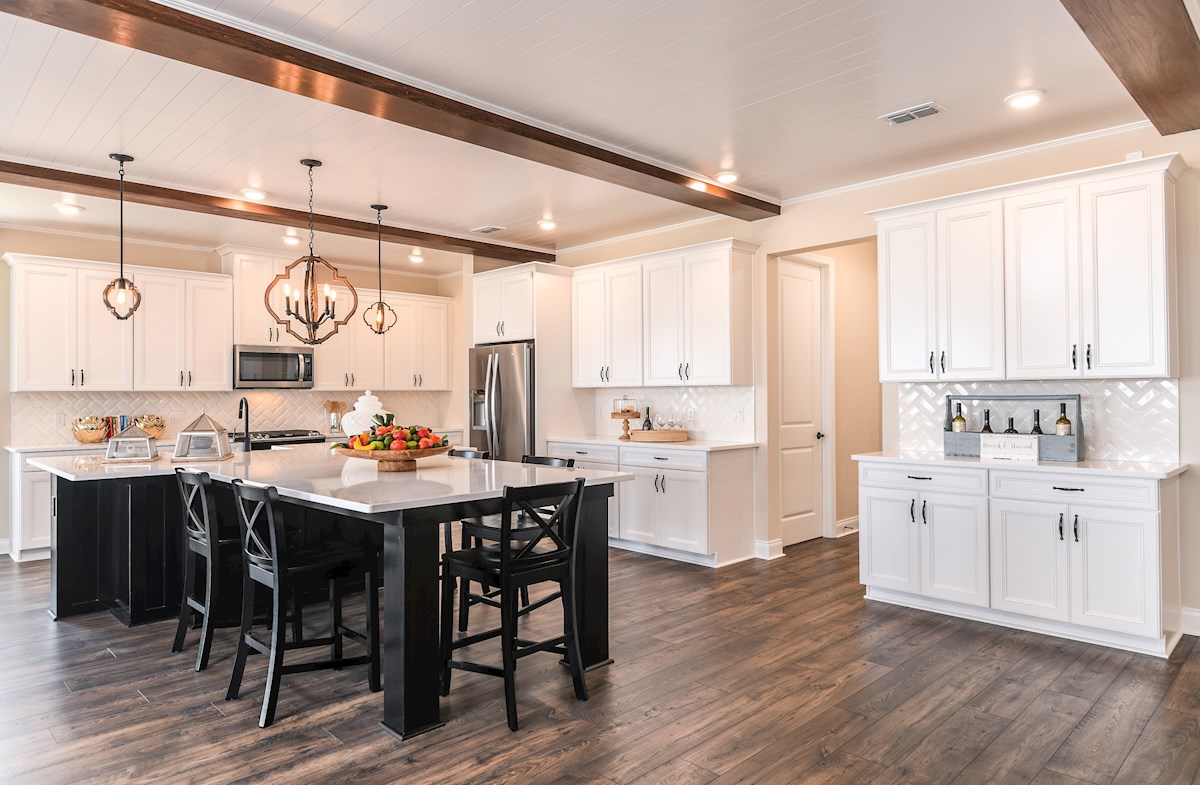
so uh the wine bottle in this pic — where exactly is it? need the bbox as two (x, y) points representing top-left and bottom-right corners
(981, 409), (993, 434)
(1056, 403), (1072, 436)
(642, 407), (653, 431)
(952, 403), (967, 433)
(1004, 417), (1018, 434)
(1031, 409), (1043, 435)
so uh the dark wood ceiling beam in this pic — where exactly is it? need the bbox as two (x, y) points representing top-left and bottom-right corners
(1060, 0), (1200, 135)
(0, 159), (554, 263)
(0, 0), (781, 221)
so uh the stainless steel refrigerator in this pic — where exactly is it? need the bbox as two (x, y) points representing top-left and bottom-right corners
(469, 341), (534, 462)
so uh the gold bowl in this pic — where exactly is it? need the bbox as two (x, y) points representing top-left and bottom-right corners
(135, 414), (166, 439)
(71, 416), (107, 444)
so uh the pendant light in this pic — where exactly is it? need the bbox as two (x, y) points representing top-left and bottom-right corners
(363, 204), (397, 335)
(264, 159), (358, 345)
(103, 153), (142, 320)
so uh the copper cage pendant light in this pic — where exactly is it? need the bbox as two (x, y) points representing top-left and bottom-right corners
(264, 159), (358, 345)
(363, 204), (397, 335)
(103, 153), (142, 320)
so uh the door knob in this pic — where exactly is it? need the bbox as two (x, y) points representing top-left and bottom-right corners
(815, 432), (825, 440)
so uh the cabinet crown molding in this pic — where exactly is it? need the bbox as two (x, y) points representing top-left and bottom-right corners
(2, 252), (230, 282)
(868, 153), (1185, 221)
(471, 261), (571, 281)
(571, 237), (760, 273)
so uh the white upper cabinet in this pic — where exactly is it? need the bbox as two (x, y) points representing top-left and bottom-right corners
(1004, 187), (1081, 380)
(874, 154), (1182, 382)
(937, 202), (1005, 380)
(184, 277), (233, 390)
(877, 214), (937, 382)
(315, 287), (384, 391)
(1080, 173), (1173, 378)
(682, 249), (733, 385)
(472, 268), (533, 344)
(571, 264), (643, 388)
(133, 271), (231, 391)
(384, 296), (450, 390)
(642, 256), (687, 386)
(222, 250), (299, 346)
(76, 268), (135, 391)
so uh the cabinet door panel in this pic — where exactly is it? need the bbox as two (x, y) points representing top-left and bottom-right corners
(1069, 505), (1159, 637)
(381, 297), (416, 390)
(662, 468), (708, 554)
(314, 329), (352, 390)
(683, 251), (730, 385)
(877, 215), (936, 381)
(1004, 188), (1081, 379)
(642, 258), (686, 386)
(185, 278), (232, 390)
(350, 318), (385, 391)
(575, 460), (620, 537)
(920, 492), (988, 607)
(606, 266), (643, 386)
(500, 272), (534, 340)
(619, 470), (660, 544)
(937, 202), (1005, 380)
(12, 265), (76, 390)
(1080, 174), (1169, 377)
(231, 253), (278, 345)
(572, 271), (606, 388)
(19, 471), (52, 552)
(989, 499), (1069, 621)
(133, 273), (186, 391)
(473, 277), (504, 345)
(76, 269), (133, 391)
(860, 487), (920, 593)
(415, 300), (449, 390)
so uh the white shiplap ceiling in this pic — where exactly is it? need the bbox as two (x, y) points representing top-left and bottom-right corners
(0, 0), (1144, 254)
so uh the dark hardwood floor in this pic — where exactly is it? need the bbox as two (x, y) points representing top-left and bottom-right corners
(1, 535), (1197, 785)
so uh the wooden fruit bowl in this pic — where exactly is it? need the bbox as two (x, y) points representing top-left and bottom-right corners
(334, 444), (453, 472)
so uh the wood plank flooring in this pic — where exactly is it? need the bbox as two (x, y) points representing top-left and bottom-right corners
(1, 535), (1198, 785)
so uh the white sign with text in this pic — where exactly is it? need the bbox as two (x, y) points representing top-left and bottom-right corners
(979, 433), (1039, 463)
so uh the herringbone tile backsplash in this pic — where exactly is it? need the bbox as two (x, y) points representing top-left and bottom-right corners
(592, 387), (755, 441)
(9, 389), (455, 446)
(898, 379), (1179, 462)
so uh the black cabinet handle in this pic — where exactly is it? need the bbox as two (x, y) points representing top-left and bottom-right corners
(1052, 486), (1085, 492)
(496, 321), (501, 335)
(929, 351), (934, 374)
(921, 500), (927, 524)
(677, 363), (683, 380)
(351, 373), (355, 386)
(661, 475), (666, 491)
(179, 371), (184, 387)
(419, 374), (423, 387)
(1086, 344), (1092, 370)
(1073, 515), (1080, 542)
(910, 499), (915, 522)
(501, 321), (505, 335)
(907, 475), (933, 481)
(653, 456), (668, 461)
(1072, 344), (1077, 370)
(188, 371), (192, 386)
(414, 374), (418, 387)
(940, 351), (945, 373)
(1058, 513), (1064, 541)
(80, 369), (84, 386)
(654, 474), (660, 493)
(575, 451), (588, 455)
(71, 369), (75, 386)
(344, 373), (349, 387)
(684, 362), (690, 380)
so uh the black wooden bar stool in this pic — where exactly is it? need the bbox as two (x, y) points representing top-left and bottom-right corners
(171, 469), (241, 672)
(224, 479), (381, 728)
(453, 455), (575, 632)
(440, 478), (589, 731)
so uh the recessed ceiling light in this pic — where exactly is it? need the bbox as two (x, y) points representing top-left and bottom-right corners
(715, 171), (739, 185)
(54, 201), (84, 216)
(538, 219), (557, 230)
(280, 230), (301, 246)
(409, 248), (424, 263)
(1004, 89), (1045, 109)
(689, 181), (708, 192)
(240, 187), (267, 201)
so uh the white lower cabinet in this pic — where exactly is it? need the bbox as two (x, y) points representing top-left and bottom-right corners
(19, 471), (52, 554)
(858, 458), (1180, 656)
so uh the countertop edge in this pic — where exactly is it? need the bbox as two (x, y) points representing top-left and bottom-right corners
(546, 436), (759, 452)
(851, 451), (1189, 479)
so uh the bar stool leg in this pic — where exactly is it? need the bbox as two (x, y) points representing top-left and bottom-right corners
(561, 577), (588, 701)
(440, 562), (454, 697)
(171, 548), (196, 653)
(330, 578), (343, 665)
(196, 550), (217, 672)
(260, 580), (288, 728)
(500, 585), (519, 731)
(225, 570), (255, 701)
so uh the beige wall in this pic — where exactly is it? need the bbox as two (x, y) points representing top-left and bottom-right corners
(825, 238), (881, 524)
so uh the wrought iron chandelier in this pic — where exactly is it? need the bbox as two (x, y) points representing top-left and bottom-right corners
(363, 204), (397, 335)
(103, 153), (142, 320)
(264, 159), (357, 345)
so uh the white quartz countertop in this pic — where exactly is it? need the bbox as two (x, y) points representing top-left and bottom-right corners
(6, 441), (178, 455)
(852, 451), (1189, 479)
(27, 443), (633, 515)
(547, 436), (759, 452)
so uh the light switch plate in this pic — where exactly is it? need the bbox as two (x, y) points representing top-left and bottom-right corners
(54, 412), (65, 427)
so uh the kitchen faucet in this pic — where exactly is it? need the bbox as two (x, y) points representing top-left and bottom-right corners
(238, 397), (251, 452)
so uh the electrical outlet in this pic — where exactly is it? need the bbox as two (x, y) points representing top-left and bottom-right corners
(732, 408), (744, 423)
(170, 410), (184, 422)
(54, 412), (65, 427)
(1081, 410), (1094, 431)
(687, 408), (696, 422)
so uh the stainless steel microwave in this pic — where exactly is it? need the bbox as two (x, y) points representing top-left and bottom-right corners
(233, 344), (314, 389)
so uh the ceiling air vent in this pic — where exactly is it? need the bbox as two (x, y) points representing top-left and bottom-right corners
(879, 102), (944, 125)
(470, 225), (507, 235)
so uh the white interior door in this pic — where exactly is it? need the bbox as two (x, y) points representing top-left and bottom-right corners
(777, 260), (824, 545)
(76, 269), (133, 391)
(185, 278), (232, 390)
(133, 272), (186, 391)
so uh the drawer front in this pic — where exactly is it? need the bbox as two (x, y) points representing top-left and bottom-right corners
(989, 471), (1158, 511)
(546, 440), (619, 466)
(619, 445), (707, 472)
(858, 462), (987, 496)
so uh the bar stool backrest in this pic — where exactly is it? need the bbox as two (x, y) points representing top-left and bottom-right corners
(230, 479), (287, 574)
(499, 479), (586, 575)
(450, 448), (490, 460)
(176, 469), (218, 546)
(521, 455), (575, 468)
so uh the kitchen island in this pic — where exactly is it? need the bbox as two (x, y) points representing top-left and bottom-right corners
(27, 444), (632, 739)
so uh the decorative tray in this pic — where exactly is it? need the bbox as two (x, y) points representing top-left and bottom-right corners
(102, 455), (163, 465)
(334, 444), (453, 472)
(628, 430), (689, 443)
(170, 453), (236, 464)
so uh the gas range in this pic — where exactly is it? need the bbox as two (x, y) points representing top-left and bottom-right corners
(229, 429), (328, 450)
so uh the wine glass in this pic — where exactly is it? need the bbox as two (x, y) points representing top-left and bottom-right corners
(654, 410), (667, 429)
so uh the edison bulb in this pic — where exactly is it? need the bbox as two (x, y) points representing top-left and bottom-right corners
(330, 288), (337, 301)
(374, 307), (384, 324)
(116, 288), (127, 305)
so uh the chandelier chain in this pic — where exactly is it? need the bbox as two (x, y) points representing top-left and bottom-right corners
(118, 161), (125, 276)
(307, 163), (315, 257)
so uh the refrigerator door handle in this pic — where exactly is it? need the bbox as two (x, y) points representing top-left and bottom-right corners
(490, 352), (502, 456)
(484, 352), (496, 455)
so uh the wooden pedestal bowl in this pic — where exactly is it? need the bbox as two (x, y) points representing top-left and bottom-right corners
(334, 444), (453, 472)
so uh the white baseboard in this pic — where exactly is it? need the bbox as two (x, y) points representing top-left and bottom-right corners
(755, 539), (784, 560)
(835, 517), (859, 537)
(0, 539), (9, 557)
(1182, 607), (1200, 636)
